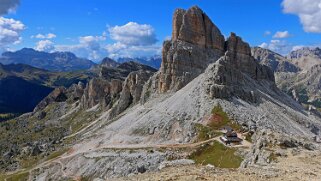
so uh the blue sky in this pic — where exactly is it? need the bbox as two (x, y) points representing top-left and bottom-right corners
(1, 0), (321, 61)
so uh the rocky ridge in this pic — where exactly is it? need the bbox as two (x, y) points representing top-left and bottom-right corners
(253, 47), (321, 109)
(251, 47), (300, 73)
(1, 6), (321, 181)
(0, 48), (95, 72)
(287, 47), (321, 71)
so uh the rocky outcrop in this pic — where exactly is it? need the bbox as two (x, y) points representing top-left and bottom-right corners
(172, 7), (225, 50)
(33, 87), (68, 112)
(100, 57), (120, 68)
(252, 47), (300, 73)
(82, 61), (157, 110)
(158, 6), (225, 93)
(109, 70), (155, 118)
(146, 6), (275, 98)
(287, 47), (321, 71)
(100, 61), (156, 80)
(80, 78), (123, 109)
(204, 33), (275, 101)
(276, 64), (321, 108)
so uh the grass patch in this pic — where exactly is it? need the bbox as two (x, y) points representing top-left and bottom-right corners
(209, 104), (241, 131)
(20, 156), (40, 169)
(194, 123), (222, 142)
(46, 148), (68, 161)
(189, 141), (243, 168)
(1, 171), (29, 181)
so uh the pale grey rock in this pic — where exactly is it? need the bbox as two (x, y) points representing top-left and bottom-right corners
(109, 70), (155, 118)
(287, 47), (321, 71)
(251, 47), (300, 73)
(80, 78), (122, 109)
(158, 6), (225, 93)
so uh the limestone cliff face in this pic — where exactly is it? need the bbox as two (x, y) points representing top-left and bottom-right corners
(204, 33), (275, 101)
(172, 7), (225, 50)
(251, 47), (300, 73)
(80, 61), (156, 110)
(109, 70), (155, 118)
(33, 87), (68, 112)
(80, 78), (123, 109)
(159, 6), (225, 93)
(144, 6), (275, 101)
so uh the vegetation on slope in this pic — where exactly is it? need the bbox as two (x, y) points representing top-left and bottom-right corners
(209, 104), (241, 131)
(189, 141), (243, 168)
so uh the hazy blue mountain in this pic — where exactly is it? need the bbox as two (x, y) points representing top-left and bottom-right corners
(117, 55), (162, 69)
(0, 48), (96, 72)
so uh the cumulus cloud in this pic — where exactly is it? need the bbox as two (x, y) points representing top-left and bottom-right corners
(273, 31), (291, 38)
(282, 0), (321, 33)
(0, 0), (20, 15)
(31, 33), (56, 39)
(0, 17), (25, 50)
(109, 22), (157, 46)
(53, 22), (160, 61)
(259, 40), (293, 55)
(55, 34), (107, 60)
(105, 42), (161, 59)
(35, 40), (55, 52)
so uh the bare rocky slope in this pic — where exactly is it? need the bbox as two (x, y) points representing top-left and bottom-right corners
(252, 47), (321, 109)
(251, 47), (300, 73)
(1, 6), (321, 181)
(287, 47), (321, 71)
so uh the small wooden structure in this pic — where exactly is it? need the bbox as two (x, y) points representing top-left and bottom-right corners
(220, 127), (242, 145)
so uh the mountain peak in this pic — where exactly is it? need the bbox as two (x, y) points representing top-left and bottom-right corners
(0, 48), (95, 72)
(172, 6), (225, 50)
(100, 57), (119, 68)
(153, 6), (273, 93)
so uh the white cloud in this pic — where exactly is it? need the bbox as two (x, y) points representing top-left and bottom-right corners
(109, 22), (157, 46)
(47, 33), (56, 39)
(0, 17), (25, 50)
(259, 40), (293, 55)
(35, 40), (55, 52)
(291, 45), (305, 51)
(105, 42), (161, 59)
(282, 0), (321, 33)
(273, 31), (291, 38)
(0, 0), (20, 15)
(31, 33), (56, 39)
(54, 33), (107, 60)
(259, 42), (268, 49)
(53, 22), (160, 61)
(264, 31), (271, 36)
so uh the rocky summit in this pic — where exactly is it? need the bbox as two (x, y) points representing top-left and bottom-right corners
(158, 6), (225, 92)
(1, 5), (321, 181)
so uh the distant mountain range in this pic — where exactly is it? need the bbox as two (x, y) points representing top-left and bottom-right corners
(117, 55), (162, 69)
(0, 48), (96, 72)
(287, 47), (321, 71)
(251, 47), (300, 73)
(0, 48), (162, 72)
(252, 46), (321, 108)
